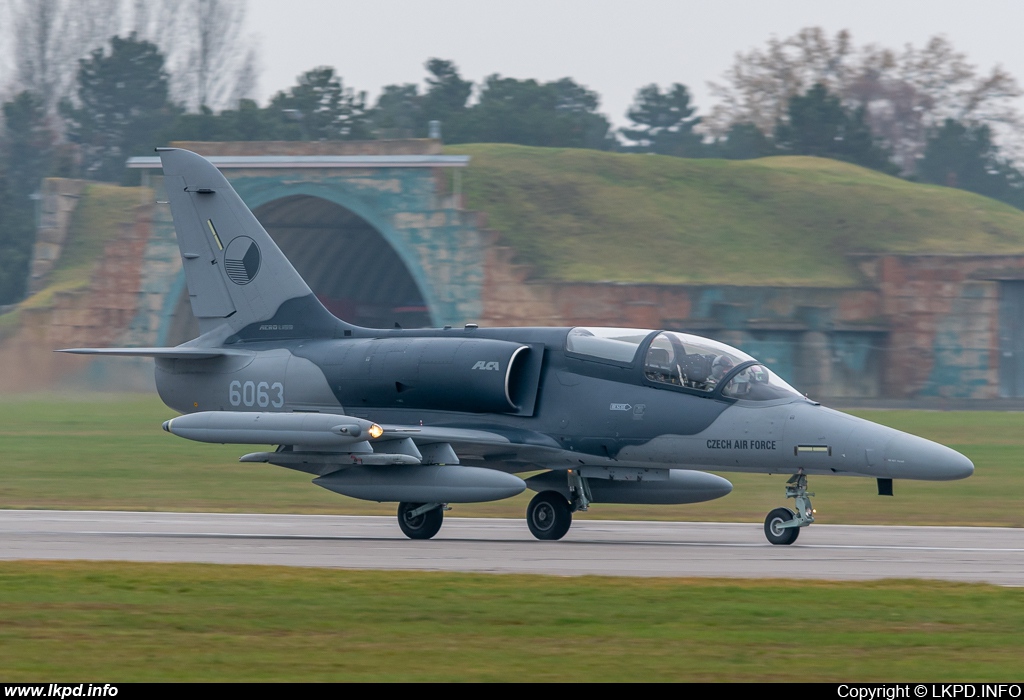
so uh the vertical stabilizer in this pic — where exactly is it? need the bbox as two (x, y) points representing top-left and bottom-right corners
(158, 148), (351, 340)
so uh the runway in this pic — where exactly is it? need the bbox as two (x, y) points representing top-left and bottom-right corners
(1, 510), (1022, 585)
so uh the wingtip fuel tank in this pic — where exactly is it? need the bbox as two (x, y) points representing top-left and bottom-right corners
(163, 411), (382, 448)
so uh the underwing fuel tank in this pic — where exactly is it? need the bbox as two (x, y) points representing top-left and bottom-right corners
(526, 468), (733, 505)
(313, 465), (527, 503)
(163, 411), (381, 448)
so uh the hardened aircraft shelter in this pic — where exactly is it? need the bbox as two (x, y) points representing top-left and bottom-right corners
(127, 141), (482, 345)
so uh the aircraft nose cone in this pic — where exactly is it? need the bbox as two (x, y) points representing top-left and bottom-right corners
(884, 433), (974, 481)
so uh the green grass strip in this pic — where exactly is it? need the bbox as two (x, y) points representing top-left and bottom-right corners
(0, 561), (1021, 681)
(0, 394), (1017, 527)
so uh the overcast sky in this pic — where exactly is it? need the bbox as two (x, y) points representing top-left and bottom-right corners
(247, 0), (1024, 127)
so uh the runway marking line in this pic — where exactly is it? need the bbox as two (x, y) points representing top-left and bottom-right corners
(11, 529), (1021, 554)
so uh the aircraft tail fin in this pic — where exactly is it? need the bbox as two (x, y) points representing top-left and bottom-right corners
(157, 148), (354, 341)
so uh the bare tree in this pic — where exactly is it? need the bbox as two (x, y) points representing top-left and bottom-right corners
(894, 37), (1022, 164)
(3, 0), (120, 114)
(1, 0), (260, 117)
(706, 28), (1023, 171)
(0, 4), (12, 100)
(170, 0), (260, 111)
(705, 28), (856, 138)
(126, 0), (181, 42)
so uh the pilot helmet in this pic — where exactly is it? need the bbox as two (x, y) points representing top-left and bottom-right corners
(711, 354), (735, 380)
(749, 364), (769, 383)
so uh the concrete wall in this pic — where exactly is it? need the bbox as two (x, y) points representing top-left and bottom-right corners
(0, 185), (156, 391)
(857, 255), (1024, 399)
(480, 245), (1024, 399)
(27, 179), (86, 295)
(479, 244), (886, 397)
(152, 140), (485, 332)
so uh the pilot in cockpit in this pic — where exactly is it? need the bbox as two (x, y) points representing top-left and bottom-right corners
(710, 354), (735, 386)
(721, 363), (775, 398)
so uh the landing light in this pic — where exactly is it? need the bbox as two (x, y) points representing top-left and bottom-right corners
(368, 424), (384, 439)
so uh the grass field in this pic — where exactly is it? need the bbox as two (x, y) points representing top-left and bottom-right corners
(447, 145), (1024, 287)
(0, 561), (1022, 681)
(2, 395), (1022, 682)
(0, 393), (1020, 527)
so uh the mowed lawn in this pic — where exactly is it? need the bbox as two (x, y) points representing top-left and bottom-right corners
(0, 393), (1019, 527)
(0, 561), (1022, 682)
(2, 397), (1022, 682)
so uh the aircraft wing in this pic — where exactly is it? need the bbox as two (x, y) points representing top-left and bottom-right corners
(57, 347), (255, 360)
(377, 424), (568, 468)
(163, 411), (563, 475)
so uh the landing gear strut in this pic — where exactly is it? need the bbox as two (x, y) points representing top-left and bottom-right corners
(763, 472), (815, 545)
(567, 469), (592, 513)
(397, 502), (445, 540)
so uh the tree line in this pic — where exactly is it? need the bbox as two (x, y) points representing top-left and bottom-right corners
(2, 19), (1023, 306)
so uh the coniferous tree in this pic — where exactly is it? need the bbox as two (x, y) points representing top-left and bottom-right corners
(775, 83), (896, 173)
(621, 83), (704, 156)
(711, 122), (776, 159)
(267, 67), (371, 141)
(461, 75), (612, 149)
(0, 91), (56, 303)
(918, 119), (1024, 209)
(420, 59), (473, 141)
(164, 99), (284, 142)
(371, 84), (424, 138)
(61, 34), (178, 183)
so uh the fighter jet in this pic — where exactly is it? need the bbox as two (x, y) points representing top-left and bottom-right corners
(60, 148), (974, 545)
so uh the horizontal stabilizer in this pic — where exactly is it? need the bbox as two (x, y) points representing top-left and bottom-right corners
(56, 347), (254, 360)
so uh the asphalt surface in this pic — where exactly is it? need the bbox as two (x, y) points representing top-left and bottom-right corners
(1, 510), (1022, 585)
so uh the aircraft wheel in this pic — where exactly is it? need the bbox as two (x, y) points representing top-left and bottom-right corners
(397, 502), (443, 540)
(527, 491), (572, 541)
(764, 507), (800, 545)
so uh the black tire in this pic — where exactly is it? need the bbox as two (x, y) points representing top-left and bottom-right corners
(527, 491), (573, 540)
(764, 507), (800, 545)
(397, 502), (443, 540)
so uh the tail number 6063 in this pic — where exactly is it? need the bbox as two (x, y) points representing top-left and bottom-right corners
(229, 380), (284, 408)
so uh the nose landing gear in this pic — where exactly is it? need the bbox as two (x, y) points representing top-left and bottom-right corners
(763, 472), (815, 545)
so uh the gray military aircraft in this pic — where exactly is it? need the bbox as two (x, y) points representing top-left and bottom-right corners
(61, 148), (974, 545)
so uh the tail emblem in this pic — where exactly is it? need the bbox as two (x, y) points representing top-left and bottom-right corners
(224, 236), (262, 285)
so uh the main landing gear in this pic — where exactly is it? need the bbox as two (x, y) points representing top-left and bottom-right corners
(526, 470), (590, 541)
(763, 472), (815, 545)
(397, 502), (446, 539)
(526, 492), (573, 540)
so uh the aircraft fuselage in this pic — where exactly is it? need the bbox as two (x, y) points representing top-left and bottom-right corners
(155, 325), (973, 484)
(66, 148), (973, 545)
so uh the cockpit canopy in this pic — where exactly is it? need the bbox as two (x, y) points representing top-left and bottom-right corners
(565, 327), (801, 401)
